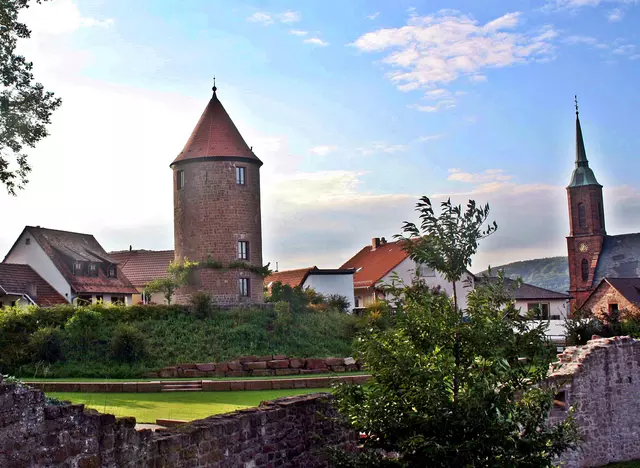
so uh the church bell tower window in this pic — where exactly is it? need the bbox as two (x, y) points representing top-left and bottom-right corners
(578, 203), (586, 229)
(581, 258), (589, 281)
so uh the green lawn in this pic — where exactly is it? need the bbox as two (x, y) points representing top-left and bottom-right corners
(47, 388), (329, 423)
(26, 371), (366, 383)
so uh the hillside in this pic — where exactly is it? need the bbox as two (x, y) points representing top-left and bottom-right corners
(477, 256), (569, 293)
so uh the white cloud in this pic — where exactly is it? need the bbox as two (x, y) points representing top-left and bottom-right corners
(304, 37), (329, 47)
(289, 30), (308, 36)
(247, 11), (301, 25)
(351, 10), (556, 107)
(367, 12), (380, 20)
(564, 35), (600, 45)
(19, 0), (113, 35)
(613, 44), (636, 55)
(608, 7), (626, 20)
(469, 74), (488, 82)
(357, 142), (408, 155)
(309, 145), (338, 156)
(447, 168), (513, 183)
(419, 134), (445, 141)
(410, 100), (456, 113)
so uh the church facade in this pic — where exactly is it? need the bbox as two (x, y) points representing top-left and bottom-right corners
(566, 106), (640, 313)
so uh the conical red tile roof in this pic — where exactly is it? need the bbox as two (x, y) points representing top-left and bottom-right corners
(171, 90), (262, 166)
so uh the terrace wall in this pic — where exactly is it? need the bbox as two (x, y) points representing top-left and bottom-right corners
(0, 378), (356, 467)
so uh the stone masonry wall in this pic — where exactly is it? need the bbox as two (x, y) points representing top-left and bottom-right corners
(0, 378), (356, 467)
(550, 336), (640, 467)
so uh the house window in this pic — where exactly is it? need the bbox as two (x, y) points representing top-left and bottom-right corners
(73, 262), (83, 276)
(77, 295), (92, 305)
(235, 166), (246, 185)
(527, 302), (550, 320)
(238, 278), (250, 297)
(177, 170), (185, 190)
(581, 258), (589, 281)
(238, 240), (249, 260)
(89, 263), (99, 277)
(25, 238), (31, 245)
(578, 203), (586, 228)
(609, 303), (619, 314)
(354, 297), (361, 308)
(111, 296), (125, 305)
(107, 265), (117, 278)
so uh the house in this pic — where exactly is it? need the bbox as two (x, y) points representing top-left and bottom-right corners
(476, 276), (571, 341)
(580, 277), (640, 320)
(264, 266), (356, 310)
(109, 249), (174, 304)
(2, 226), (138, 305)
(340, 237), (476, 310)
(0, 263), (67, 308)
(565, 107), (640, 312)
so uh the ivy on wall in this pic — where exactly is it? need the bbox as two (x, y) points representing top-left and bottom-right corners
(169, 257), (271, 279)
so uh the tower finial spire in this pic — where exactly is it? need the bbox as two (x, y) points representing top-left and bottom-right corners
(574, 95), (579, 116)
(212, 76), (217, 94)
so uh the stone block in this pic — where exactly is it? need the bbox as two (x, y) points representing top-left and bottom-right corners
(344, 357), (357, 366)
(271, 379), (296, 390)
(137, 382), (162, 393)
(184, 369), (206, 378)
(104, 383), (124, 393)
(196, 363), (215, 372)
(345, 364), (359, 372)
(215, 363), (229, 373)
(289, 358), (305, 368)
(252, 369), (275, 377)
(267, 360), (290, 369)
(226, 371), (244, 378)
(305, 358), (328, 370)
(325, 358), (344, 367)
(257, 355), (273, 362)
(159, 367), (178, 378)
(305, 378), (330, 389)
(275, 369), (300, 376)
(300, 369), (325, 375)
(203, 380), (230, 391)
(227, 361), (243, 371)
(229, 381), (245, 391)
(245, 380), (272, 391)
(352, 375), (371, 385)
(178, 363), (197, 370)
(239, 355), (259, 363)
(330, 366), (346, 373)
(244, 361), (267, 370)
(122, 382), (138, 393)
(293, 379), (308, 389)
(272, 354), (287, 360)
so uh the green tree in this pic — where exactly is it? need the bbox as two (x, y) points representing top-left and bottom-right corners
(333, 197), (578, 467)
(145, 259), (195, 305)
(1, 0), (62, 194)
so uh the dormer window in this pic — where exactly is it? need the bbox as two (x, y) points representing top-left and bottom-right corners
(235, 166), (246, 185)
(89, 263), (99, 277)
(73, 262), (83, 276)
(107, 265), (117, 278)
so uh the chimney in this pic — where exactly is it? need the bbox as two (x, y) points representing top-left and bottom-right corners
(371, 237), (381, 251)
(381, 237), (387, 245)
(25, 282), (37, 299)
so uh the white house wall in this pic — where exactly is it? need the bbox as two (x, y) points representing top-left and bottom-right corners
(380, 257), (474, 309)
(514, 298), (569, 339)
(303, 274), (356, 311)
(4, 229), (72, 302)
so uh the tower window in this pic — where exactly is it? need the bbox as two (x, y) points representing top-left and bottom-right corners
(238, 241), (249, 260)
(578, 203), (586, 228)
(235, 166), (246, 185)
(581, 258), (589, 281)
(177, 170), (185, 190)
(238, 278), (250, 297)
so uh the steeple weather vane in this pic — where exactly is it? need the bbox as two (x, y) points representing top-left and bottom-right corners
(213, 76), (217, 94)
(575, 95), (579, 115)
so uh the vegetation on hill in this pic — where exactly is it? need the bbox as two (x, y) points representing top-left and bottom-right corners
(0, 300), (358, 379)
(478, 256), (569, 293)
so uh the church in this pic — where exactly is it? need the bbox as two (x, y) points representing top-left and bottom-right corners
(566, 103), (640, 316)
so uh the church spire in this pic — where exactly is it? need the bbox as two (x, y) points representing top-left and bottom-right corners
(568, 96), (601, 188)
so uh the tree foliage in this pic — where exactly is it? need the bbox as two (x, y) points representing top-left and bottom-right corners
(1, 0), (62, 194)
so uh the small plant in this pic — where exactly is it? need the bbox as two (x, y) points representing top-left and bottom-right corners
(110, 324), (147, 363)
(28, 327), (64, 363)
(325, 294), (351, 313)
(189, 291), (213, 319)
(274, 301), (293, 329)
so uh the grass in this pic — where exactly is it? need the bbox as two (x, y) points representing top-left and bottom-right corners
(24, 371), (367, 383)
(47, 388), (329, 423)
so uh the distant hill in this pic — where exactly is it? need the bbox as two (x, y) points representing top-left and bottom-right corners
(477, 256), (569, 293)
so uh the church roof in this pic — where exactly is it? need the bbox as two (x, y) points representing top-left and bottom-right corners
(171, 87), (262, 167)
(592, 233), (640, 284)
(567, 110), (601, 188)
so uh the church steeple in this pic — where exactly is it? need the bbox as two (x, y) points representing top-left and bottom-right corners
(568, 97), (601, 188)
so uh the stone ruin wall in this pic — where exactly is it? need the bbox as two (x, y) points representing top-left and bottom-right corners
(0, 379), (356, 467)
(550, 336), (640, 467)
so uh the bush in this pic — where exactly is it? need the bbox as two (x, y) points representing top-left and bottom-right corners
(325, 294), (351, 313)
(189, 291), (213, 319)
(64, 308), (105, 356)
(28, 327), (64, 363)
(110, 324), (147, 363)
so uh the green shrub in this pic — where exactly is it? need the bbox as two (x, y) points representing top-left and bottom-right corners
(110, 324), (147, 363)
(28, 327), (64, 363)
(325, 294), (351, 313)
(64, 308), (105, 356)
(189, 292), (213, 319)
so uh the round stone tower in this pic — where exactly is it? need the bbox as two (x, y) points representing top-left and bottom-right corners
(171, 85), (264, 304)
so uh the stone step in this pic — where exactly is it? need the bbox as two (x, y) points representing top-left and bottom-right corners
(161, 384), (202, 389)
(161, 388), (203, 392)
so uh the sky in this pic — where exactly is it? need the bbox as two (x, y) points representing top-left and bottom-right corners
(1, 0), (640, 273)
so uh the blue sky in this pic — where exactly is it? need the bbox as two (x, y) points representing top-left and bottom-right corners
(1, 0), (640, 272)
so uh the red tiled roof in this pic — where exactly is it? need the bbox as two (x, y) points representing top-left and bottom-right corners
(340, 240), (409, 288)
(109, 250), (174, 287)
(0, 263), (68, 306)
(22, 227), (138, 295)
(171, 90), (262, 166)
(264, 267), (315, 288)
